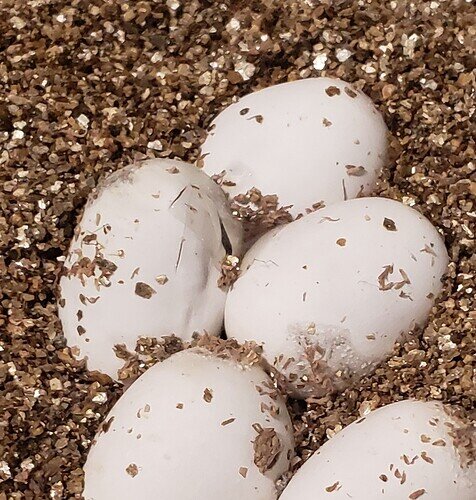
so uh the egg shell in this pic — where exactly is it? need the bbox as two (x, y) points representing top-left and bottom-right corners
(200, 77), (388, 217)
(280, 400), (475, 500)
(225, 197), (449, 396)
(58, 159), (242, 379)
(83, 348), (294, 500)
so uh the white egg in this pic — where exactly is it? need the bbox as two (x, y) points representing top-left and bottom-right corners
(200, 77), (388, 217)
(83, 348), (294, 500)
(58, 159), (242, 379)
(280, 400), (475, 500)
(225, 197), (449, 397)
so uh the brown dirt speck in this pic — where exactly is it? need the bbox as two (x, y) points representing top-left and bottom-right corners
(409, 489), (426, 499)
(203, 388), (213, 403)
(325, 86), (341, 97)
(135, 282), (156, 299)
(125, 463), (139, 478)
(383, 217), (397, 231)
(325, 481), (341, 492)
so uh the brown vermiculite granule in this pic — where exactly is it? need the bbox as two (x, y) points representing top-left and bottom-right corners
(0, 1), (474, 498)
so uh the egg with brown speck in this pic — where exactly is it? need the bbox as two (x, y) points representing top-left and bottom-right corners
(280, 400), (475, 500)
(83, 348), (294, 499)
(58, 159), (242, 380)
(225, 197), (449, 397)
(200, 77), (388, 218)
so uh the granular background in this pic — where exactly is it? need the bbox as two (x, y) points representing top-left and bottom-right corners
(0, 0), (474, 498)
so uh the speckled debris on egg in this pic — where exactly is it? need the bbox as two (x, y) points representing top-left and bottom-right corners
(200, 77), (388, 218)
(83, 348), (294, 500)
(280, 399), (475, 499)
(58, 159), (243, 380)
(225, 197), (449, 397)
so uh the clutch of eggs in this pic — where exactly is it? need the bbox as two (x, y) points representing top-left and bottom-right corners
(83, 348), (294, 500)
(58, 159), (242, 380)
(280, 400), (475, 500)
(200, 77), (388, 218)
(225, 197), (449, 397)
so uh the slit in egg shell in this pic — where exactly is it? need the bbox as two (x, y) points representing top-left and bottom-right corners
(58, 159), (243, 380)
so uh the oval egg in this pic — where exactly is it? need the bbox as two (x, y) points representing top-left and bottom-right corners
(83, 348), (294, 500)
(58, 159), (242, 380)
(200, 77), (388, 218)
(225, 197), (449, 397)
(280, 400), (475, 499)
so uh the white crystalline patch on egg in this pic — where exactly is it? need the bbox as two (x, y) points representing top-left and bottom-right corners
(273, 322), (361, 395)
